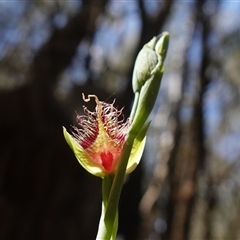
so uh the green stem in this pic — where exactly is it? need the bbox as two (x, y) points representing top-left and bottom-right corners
(111, 210), (118, 240)
(96, 175), (118, 240)
(103, 130), (136, 240)
(103, 175), (114, 206)
(129, 92), (139, 122)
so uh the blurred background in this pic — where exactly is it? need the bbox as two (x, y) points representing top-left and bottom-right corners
(1, 0), (240, 239)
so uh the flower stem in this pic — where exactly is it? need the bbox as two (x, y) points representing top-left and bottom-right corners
(95, 33), (169, 240)
(102, 131), (136, 240)
(129, 92), (139, 122)
(96, 174), (118, 240)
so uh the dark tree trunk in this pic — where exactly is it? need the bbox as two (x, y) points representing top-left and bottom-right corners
(0, 1), (109, 239)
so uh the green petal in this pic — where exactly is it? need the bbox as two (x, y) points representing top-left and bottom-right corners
(126, 122), (150, 174)
(63, 127), (105, 178)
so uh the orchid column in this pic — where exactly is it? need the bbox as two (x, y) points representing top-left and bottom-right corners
(63, 32), (169, 240)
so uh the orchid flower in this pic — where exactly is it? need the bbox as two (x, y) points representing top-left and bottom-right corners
(63, 94), (146, 178)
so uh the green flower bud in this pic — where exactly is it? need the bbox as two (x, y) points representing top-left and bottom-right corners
(130, 32), (169, 134)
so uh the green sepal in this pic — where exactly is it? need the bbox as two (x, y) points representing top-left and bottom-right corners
(63, 127), (105, 178)
(126, 121), (151, 173)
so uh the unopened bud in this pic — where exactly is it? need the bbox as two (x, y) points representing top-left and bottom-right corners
(130, 32), (169, 134)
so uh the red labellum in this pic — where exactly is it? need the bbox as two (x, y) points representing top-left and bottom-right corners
(100, 151), (114, 172)
(72, 94), (130, 173)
